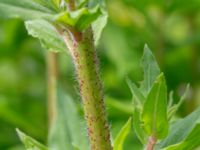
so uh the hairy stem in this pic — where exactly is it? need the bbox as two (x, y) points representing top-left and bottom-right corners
(61, 28), (112, 150)
(46, 52), (58, 127)
(146, 136), (157, 150)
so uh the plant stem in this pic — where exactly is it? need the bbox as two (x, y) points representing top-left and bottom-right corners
(60, 27), (112, 150)
(46, 52), (58, 127)
(146, 136), (157, 150)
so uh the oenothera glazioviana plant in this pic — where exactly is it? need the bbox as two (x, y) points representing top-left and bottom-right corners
(1, 0), (200, 150)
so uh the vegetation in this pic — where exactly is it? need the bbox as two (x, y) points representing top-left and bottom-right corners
(0, 0), (200, 150)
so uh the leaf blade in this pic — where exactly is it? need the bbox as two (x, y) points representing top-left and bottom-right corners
(25, 19), (67, 52)
(127, 79), (145, 107)
(141, 73), (168, 139)
(0, 0), (54, 20)
(16, 129), (48, 150)
(164, 124), (200, 150)
(158, 107), (200, 149)
(48, 87), (89, 150)
(113, 118), (132, 150)
(140, 44), (160, 96)
(133, 107), (147, 144)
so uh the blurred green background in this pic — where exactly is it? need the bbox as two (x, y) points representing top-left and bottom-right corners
(0, 0), (200, 149)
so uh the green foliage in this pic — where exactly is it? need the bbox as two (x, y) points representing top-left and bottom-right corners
(16, 129), (48, 150)
(127, 46), (169, 142)
(158, 107), (200, 149)
(140, 45), (160, 96)
(0, 0), (200, 149)
(25, 19), (67, 52)
(92, 12), (107, 46)
(48, 87), (89, 150)
(0, 0), (107, 51)
(0, 0), (54, 20)
(113, 118), (132, 150)
(141, 73), (168, 139)
(52, 0), (61, 9)
(16, 87), (89, 150)
(127, 79), (145, 108)
(127, 45), (200, 149)
(167, 84), (190, 120)
(164, 124), (200, 150)
(132, 107), (146, 144)
(55, 5), (101, 31)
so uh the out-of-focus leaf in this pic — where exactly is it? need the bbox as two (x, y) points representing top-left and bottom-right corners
(140, 44), (160, 96)
(113, 118), (132, 150)
(55, 5), (101, 31)
(16, 129), (48, 150)
(33, 0), (56, 11)
(158, 107), (200, 149)
(141, 73), (168, 139)
(133, 107), (146, 144)
(168, 84), (190, 119)
(105, 96), (133, 115)
(0, 0), (54, 20)
(168, 0), (200, 13)
(52, 0), (61, 9)
(48, 87), (89, 150)
(168, 91), (174, 109)
(163, 124), (200, 150)
(25, 19), (67, 52)
(127, 79), (145, 108)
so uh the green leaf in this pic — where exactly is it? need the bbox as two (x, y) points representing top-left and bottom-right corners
(52, 0), (61, 9)
(158, 107), (200, 149)
(167, 91), (174, 109)
(163, 124), (200, 150)
(33, 0), (57, 11)
(55, 5), (102, 31)
(114, 118), (132, 150)
(92, 10), (108, 46)
(133, 107), (147, 144)
(140, 44), (161, 96)
(16, 129), (48, 150)
(88, 0), (108, 46)
(48, 87), (89, 150)
(141, 73), (168, 139)
(127, 79), (145, 108)
(0, 0), (54, 20)
(168, 84), (190, 120)
(25, 19), (67, 52)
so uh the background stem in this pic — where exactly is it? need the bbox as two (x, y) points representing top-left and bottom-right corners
(62, 28), (112, 150)
(46, 52), (58, 127)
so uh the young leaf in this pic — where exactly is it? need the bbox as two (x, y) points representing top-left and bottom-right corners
(0, 0), (54, 20)
(48, 87), (89, 150)
(25, 19), (67, 53)
(141, 73), (169, 139)
(92, 10), (107, 46)
(75, 5), (101, 31)
(167, 91), (174, 109)
(163, 124), (200, 150)
(167, 84), (190, 120)
(88, 0), (108, 45)
(55, 5), (102, 31)
(140, 44), (160, 96)
(158, 107), (200, 149)
(16, 129), (48, 150)
(113, 118), (132, 150)
(133, 107), (147, 144)
(127, 79), (145, 108)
